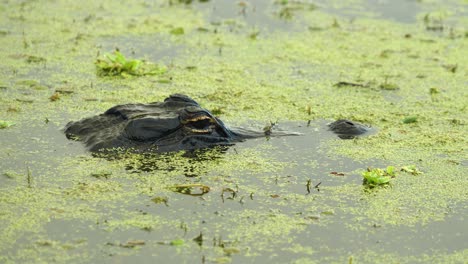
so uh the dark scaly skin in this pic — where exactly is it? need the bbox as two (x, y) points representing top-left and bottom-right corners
(64, 94), (275, 153)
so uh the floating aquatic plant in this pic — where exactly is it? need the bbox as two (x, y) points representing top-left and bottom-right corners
(0, 121), (15, 129)
(362, 166), (396, 188)
(95, 50), (166, 77)
(170, 239), (184, 246)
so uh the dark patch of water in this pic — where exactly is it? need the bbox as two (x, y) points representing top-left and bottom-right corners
(190, 0), (424, 32)
(97, 34), (184, 64)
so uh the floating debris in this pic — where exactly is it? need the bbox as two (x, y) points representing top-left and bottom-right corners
(193, 232), (203, 246)
(26, 55), (47, 63)
(401, 165), (423, 175)
(120, 240), (146, 248)
(90, 171), (112, 179)
(156, 238), (185, 246)
(168, 183), (210, 196)
(333, 81), (369, 88)
(151, 196), (169, 205)
(378, 82), (399, 90)
(330, 171), (345, 176)
(49, 92), (61, 101)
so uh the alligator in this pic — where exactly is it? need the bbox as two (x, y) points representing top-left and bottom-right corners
(64, 94), (370, 153)
(64, 94), (290, 153)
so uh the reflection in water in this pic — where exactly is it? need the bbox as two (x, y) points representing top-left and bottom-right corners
(94, 146), (229, 176)
(89, 119), (375, 175)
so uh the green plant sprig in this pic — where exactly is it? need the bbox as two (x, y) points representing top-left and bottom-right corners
(95, 50), (166, 77)
(362, 166), (396, 188)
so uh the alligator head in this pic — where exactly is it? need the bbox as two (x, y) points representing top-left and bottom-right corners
(65, 94), (279, 153)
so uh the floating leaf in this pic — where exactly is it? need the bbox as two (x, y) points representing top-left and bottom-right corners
(321, 211), (335, 216)
(386, 166), (396, 177)
(170, 239), (184, 246)
(362, 166), (396, 188)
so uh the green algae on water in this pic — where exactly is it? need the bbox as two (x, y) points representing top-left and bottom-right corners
(0, 0), (467, 263)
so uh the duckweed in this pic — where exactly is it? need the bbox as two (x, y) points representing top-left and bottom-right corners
(0, 0), (466, 263)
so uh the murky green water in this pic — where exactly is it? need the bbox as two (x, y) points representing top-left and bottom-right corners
(1, 0), (467, 263)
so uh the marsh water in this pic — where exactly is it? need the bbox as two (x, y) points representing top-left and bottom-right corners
(1, 0), (467, 263)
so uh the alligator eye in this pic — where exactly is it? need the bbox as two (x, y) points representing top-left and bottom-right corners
(182, 115), (215, 133)
(190, 118), (212, 130)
